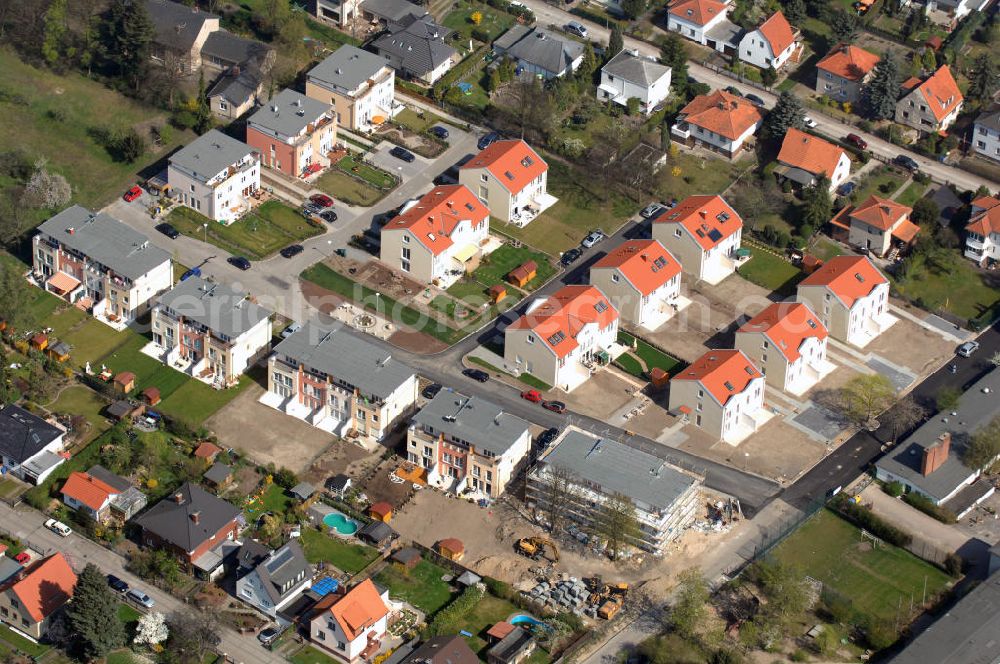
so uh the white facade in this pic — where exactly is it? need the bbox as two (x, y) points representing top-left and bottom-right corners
(459, 166), (549, 223)
(654, 223), (742, 285)
(671, 116), (761, 158)
(668, 371), (766, 444)
(972, 117), (1000, 163)
(1, 435), (65, 486)
(797, 281), (893, 348)
(667, 5), (731, 49)
(310, 585), (390, 663)
(588, 266), (682, 329)
(735, 329), (831, 396)
(235, 552), (311, 619)
(738, 17), (797, 70)
(168, 150), (260, 225)
(965, 228), (1000, 265)
(597, 52), (672, 115)
(379, 214), (489, 284)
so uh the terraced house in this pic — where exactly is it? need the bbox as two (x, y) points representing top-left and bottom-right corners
(796, 255), (895, 348)
(895, 65), (963, 134)
(652, 194), (744, 284)
(168, 129), (261, 224)
(263, 323), (418, 445)
(459, 139), (554, 224)
(33, 206), (172, 329)
(306, 45), (396, 132)
(246, 89), (337, 178)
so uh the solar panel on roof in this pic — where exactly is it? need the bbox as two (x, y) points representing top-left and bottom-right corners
(594, 301), (608, 313)
(707, 229), (723, 242)
(265, 547), (295, 572)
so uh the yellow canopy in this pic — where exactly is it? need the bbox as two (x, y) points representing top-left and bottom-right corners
(452, 244), (478, 263)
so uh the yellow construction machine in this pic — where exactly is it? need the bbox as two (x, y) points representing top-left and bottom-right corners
(515, 536), (560, 562)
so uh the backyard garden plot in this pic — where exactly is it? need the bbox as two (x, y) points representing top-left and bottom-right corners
(442, 1), (516, 43)
(168, 201), (323, 260)
(318, 154), (398, 207)
(373, 559), (456, 615)
(616, 331), (684, 378)
(300, 526), (380, 575)
(736, 246), (804, 295)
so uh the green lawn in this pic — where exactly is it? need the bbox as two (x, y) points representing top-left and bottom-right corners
(810, 238), (846, 261)
(317, 169), (385, 207)
(467, 356), (552, 391)
(617, 331), (684, 378)
(289, 645), (341, 664)
(46, 385), (111, 443)
(25, 290), (87, 337)
(469, 245), (556, 291)
(894, 181), (927, 207)
(300, 527), (380, 574)
(156, 374), (252, 427)
(0, 478), (24, 501)
(106, 651), (139, 664)
(0, 624), (50, 657)
(442, 0), (516, 42)
(337, 154), (397, 190)
(167, 201), (322, 260)
(436, 594), (522, 656)
(891, 251), (1000, 322)
(737, 247), (804, 295)
(770, 509), (952, 625)
(657, 150), (747, 202)
(247, 482), (292, 518)
(393, 108), (448, 134)
(374, 560), (455, 615)
(850, 167), (906, 205)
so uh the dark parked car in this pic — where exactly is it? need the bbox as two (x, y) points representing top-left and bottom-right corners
(537, 427), (559, 448)
(745, 93), (766, 107)
(560, 248), (582, 265)
(845, 133), (868, 150)
(894, 154), (920, 172)
(477, 132), (501, 150)
(542, 400), (567, 414)
(462, 368), (490, 382)
(724, 86), (743, 97)
(155, 222), (180, 239)
(280, 244), (304, 258)
(390, 146), (416, 162)
(228, 256), (251, 270)
(837, 182), (856, 197)
(309, 193), (334, 208)
(430, 126), (449, 139)
(107, 574), (129, 595)
(320, 210), (338, 223)
(422, 383), (443, 399)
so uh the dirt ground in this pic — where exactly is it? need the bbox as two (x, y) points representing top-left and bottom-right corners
(359, 456), (417, 509)
(865, 316), (954, 378)
(563, 369), (642, 421)
(800, 363), (863, 403)
(625, 404), (681, 441)
(205, 383), (342, 473)
(298, 439), (378, 488)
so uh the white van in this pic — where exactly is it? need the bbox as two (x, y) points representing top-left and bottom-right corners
(44, 519), (72, 537)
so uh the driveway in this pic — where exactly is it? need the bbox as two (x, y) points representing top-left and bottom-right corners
(860, 484), (969, 553)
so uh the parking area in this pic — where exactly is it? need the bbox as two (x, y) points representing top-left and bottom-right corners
(367, 142), (437, 181)
(955, 490), (1000, 546)
(562, 369), (642, 421)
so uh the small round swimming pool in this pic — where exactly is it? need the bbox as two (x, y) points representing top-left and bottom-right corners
(323, 511), (359, 535)
(510, 615), (552, 631)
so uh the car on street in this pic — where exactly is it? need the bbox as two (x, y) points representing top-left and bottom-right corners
(14, 552), (30, 564)
(281, 323), (302, 340)
(537, 427), (559, 448)
(521, 389), (543, 403)
(845, 133), (868, 150)
(462, 368), (490, 382)
(564, 21), (587, 37)
(126, 588), (155, 609)
(390, 146), (416, 162)
(894, 154), (920, 172)
(542, 400), (566, 414)
(745, 93), (766, 107)
(560, 247), (582, 265)
(957, 341), (980, 357)
(837, 182), (856, 197)
(258, 627), (280, 646)
(640, 203), (666, 219)
(319, 210), (338, 223)
(44, 519), (72, 537)
(107, 574), (129, 594)
(280, 244), (304, 258)
(477, 132), (501, 150)
(430, 126), (449, 139)
(309, 194), (334, 208)
(155, 223), (180, 239)
(123, 185), (143, 202)
(422, 383), (443, 399)
(803, 116), (818, 128)
(228, 256), (251, 271)
(581, 229), (606, 248)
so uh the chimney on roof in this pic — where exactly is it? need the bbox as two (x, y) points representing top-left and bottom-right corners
(699, 210), (707, 219)
(67, 227), (75, 234)
(173, 492), (184, 504)
(921, 432), (951, 476)
(190, 511), (201, 524)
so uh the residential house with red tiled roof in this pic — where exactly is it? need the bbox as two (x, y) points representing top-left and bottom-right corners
(735, 302), (835, 395)
(796, 255), (895, 348)
(309, 578), (391, 662)
(666, 0), (739, 52)
(895, 65), (963, 134)
(379, 185), (490, 284)
(0, 552), (77, 640)
(503, 285), (619, 392)
(671, 90), (764, 159)
(458, 140), (552, 223)
(776, 127), (852, 193)
(589, 239), (684, 330)
(964, 196), (1000, 266)
(814, 43), (879, 103)
(668, 349), (767, 444)
(651, 194), (744, 285)
(61, 465), (147, 523)
(828, 195), (920, 258)
(738, 11), (799, 70)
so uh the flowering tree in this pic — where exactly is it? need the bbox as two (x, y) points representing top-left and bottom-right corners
(470, 10), (482, 24)
(135, 612), (169, 647)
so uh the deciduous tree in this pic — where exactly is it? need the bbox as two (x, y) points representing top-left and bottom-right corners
(838, 374), (895, 426)
(802, 176), (832, 230)
(669, 569), (709, 640)
(67, 564), (127, 660)
(883, 395), (927, 442)
(935, 386), (961, 412)
(41, 0), (68, 66)
(536, 465), (579, 534)
(595, 492), (641, 560)
(911, 197), (939, 226)
(965, 416), (1000, 470)
(135, 612), (169, 647)
(166, 611), (221, 664)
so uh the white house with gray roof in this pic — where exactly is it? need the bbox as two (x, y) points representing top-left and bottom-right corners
(372, 14), (458, 85)
(263, 323), (418, 445)
(494, 25), (585, 80)
(526, 427), (702, 554)
(33, 206), (173, 329)
(973, 106), (1000, 163)
(235, 539), (311, 618)
(306, 45), (397, 132)
(168, 129), (260, 224)
(598, 49), (672, 115)
(146, 277), (273, 388)
(407, 390), (531, 499)
(0, 405), (66, 486)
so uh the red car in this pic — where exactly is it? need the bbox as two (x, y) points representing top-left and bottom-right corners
(845, 133), (868, 150)
(309, 193), (334, 208)
(542, 400), (567, 414)
(14, 552), (30, 564)
(123, 185), (143, 202)
(521, 389), (543, 403)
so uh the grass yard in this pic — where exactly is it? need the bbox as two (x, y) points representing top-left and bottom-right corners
(46, 385), (111, 443)
(894, 181), (927, 207)
(61, 318), (132, 367)
(0, 478), (24, 501)
(770, 509), (952, 625)
(435, 594), (522, 656)
(106, 651), (139, 664)
(468, 245), (556, 291)
(393, 108), (448, 135)
(317, 169), (385, 207)
(168, 201), (322, 260)
(248, 482), (292, 518)
(850, 166), (906, 205)
(467, 356), (552, 391)
(337, 154), (397, 190)
(374, 559), (455, 615)
(658, 150), (747, 201)
(0, 624), (50, 658)
(442, 1), (516, 42)
(810, 237), (846, 261)
(891, 252), (1000, 322)
(289, 646), (341, 664)
(737, 247), (804, 295)
(26, 290), (87, 337)
(156, 374), (252, 427)
(300, 527), (380, 575)
(617, 331), (684, 378)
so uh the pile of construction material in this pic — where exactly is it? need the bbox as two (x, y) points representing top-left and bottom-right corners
(527, 576), (590, 616)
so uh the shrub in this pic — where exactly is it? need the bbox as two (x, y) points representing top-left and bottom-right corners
(902, 492), (957, 523)
(483, 576), (512, 599)
(471, 27), (490, 42)
(945, 553), (963, 577)
(428, 585), (484, 635)
(884, 481), (904, 497)
(833, 498), (912, 547)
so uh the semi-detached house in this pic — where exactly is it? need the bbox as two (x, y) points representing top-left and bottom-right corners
(0, 405), (66, 486)
(168, 129), (260, 225)
(666, 0), (738, 53)
(306, 45), (396, 132)
(372, 14), (457, 85)
(459, 139), (553, 224)
(776, 127), (851, 193)
(589, 239), (684, 331)
(310, 578), (391, 663)
(651, 194), (743, 285)
(814, 43), (879, 103)
(670, 90), (764, 159)
(597, 49), (672, 116)
(964, 195), (1000, 267)
(492, 25), (584, 79)
(738, 10), (798, 70)
(895, 65), (963, 134)
(246, 88), (336, 178)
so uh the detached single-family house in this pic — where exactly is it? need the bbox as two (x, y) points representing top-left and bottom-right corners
(314, 0), (364, 25)
(735, 302), (834, 396)
(145, 0), (219, 72)
(828, 195), (920, 258)
(168, 129), (260, 225)
(796, 254), (895, 348)
(306, 46), (396, 132)
(61, 465), (147, 523)
(149, 276), (274, 388)
(972, 106), (1000, 163)
(964, 195), (1000, 267)
(459, 139), (553, 224)
(0, 405), (66, 486)
(598, 49), (672, 116)
(669, 349), (767, 444)
(33, 206), (173, 328)
(493, 26), (585, 79)
(379, 184), (490, 285)
(372, 14), (457, 85)
(814, 43), (879, 103)
(264, 323), (419, 443)
(666, 0), (739, 53)
(246, 89), (337, 178)
(589, 239), (684, 331)
(738, 11), (798, 71)
(235, 539), (312, 619)
(651, 194), (743, 285)
(503, 285), (619, 393)
(360, 0), (428, 24)
(670, 90), (764, 159)
(400, 636), (479, 664)
(309, 578), (391, 663)
(406, 390), (532, 499)
(776, 127), (851, 193)
(895, 65), (963, 134)
(0, 553), (76, 640)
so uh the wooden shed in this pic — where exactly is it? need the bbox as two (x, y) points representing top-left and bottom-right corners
(801, 254), (823, 274)
(30, 334), (48, 352)
(141, 387), (161, 406)
(649, 367), (670, 389)
(47, 341), (71, 363)
(489, 284), (507, 304)
(193, 442), (223, 464)
(435, 537), (465, 561)
(113, 371), (135, 395)
(368, 501), (393, 523)
(506, 261), (538, 288)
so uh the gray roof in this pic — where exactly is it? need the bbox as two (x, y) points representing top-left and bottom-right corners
(207, 65), (263, 105)
(134, 482), (241, 553)
(157, 276), (272, 340)
(145, 0), (217, 53)
(273, 322), (414, 401)
(401, 636), (478, 664)
(308, 45), (390, 92)
(705, 18), (743, 47)
(240, 539), (310, 606)
(247, 89), (332, 139)
(540, 430), (699, 513)
(357, 520), (395, 544)
(456, 570), (481, 586)
(975, 105), (1000, 133)
(876, 367), (1000, 503)
(890, 572), (1000, 664)
(390, 546), (421, 565)
(86, 465), (132, 493)
(601, 49), (670, 86)
(203, 462), (232, 484)
(37, 205), (171, 281)
(372, 15), (457, 79)
(0, 405), (63, 465)
(412, 390), (530, 457)
(0, 557), (22, 585)
(169, 129), (254, 182)
(361, 0), (427, 23)
(488, 627), (534, 663)
(290, 482), (316, 499)
(201, 31), (272, 68)
(494, 26), (585, 77)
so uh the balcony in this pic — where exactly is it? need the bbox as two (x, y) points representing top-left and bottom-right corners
(671, 122), (692, 140)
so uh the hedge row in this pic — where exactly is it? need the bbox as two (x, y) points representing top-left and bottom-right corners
(832, 497), (913, 547)
(902, 492), (958, 524)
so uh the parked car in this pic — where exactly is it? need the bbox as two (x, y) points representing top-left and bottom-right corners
(303, 201), (324, 215)
(319, 210), (338, 223)
(430, 125), (449, 139)
(640, 203), (665, 219)
(44, 519), (72, 537)
(123, 185), (143, 202)
(462, 368), (490, 382)
(724, 86), (743, 97)
(422, 383), (443, 399)
(309, 193), (334, 208)
(803, 116), (818, 128)
(564, 20), (588, 37)
(126, 588), (155, 609)
(745, 93), (766, 107)
(280, 244), (304, 258)
(228, 256), (251, 271)
(537, 427), (559, 448)
(894, 154), (920, 172)
(581, 229), (606, 248)
(845, 133), (868, 150)
(521, 389), (543, 403)
(155, 223), (180, 239)
(542, 400), (567, 414)
(258, 627), (280, 646)
(390, 146), (416, 163)
(107, 574), (129, 595)
(14, 552), (30, 564)
(837, 182), (856, 197)
(477, 132), (501, 150)
(957, 341), (980, 357)
(179, 266), (202, 281)
(281, 323), (302, 340)
(560, 247), (582, 265)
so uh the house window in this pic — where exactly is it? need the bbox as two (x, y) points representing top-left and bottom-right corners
(402, 235), (409, 243)
(219, 100), (228, 111)
(401, 259), (410, 272)
(611, 273), (619, 283)
(402, 248), (411, 260)
(673, 228), (682, 238)
(526, 334), (534, 344)
(695, 414), (702, 426)
(480, 173), (488, 182)
(338, 641), (346, 651)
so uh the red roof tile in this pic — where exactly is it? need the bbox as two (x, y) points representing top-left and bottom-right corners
(850, 195), (912, 232)
(671, 349), (761, 406)
(677, 91), (764, 141)
(488, 622), (516, 640)
(798, 255), (887, 308)
(667, 0), (728, 26)
(908, 66), (963, 123)
(369, 502), (393, 517)
(3, 553), (76, 623)
(591, 239), (681, 296)
(816, 44), (879, 81)
(383, 185), (489, 256)
(193, 442), (222, 459)
(758, 11), (795, 55)
(327, 579), (389, 641)
(508, 285), (618, 359)
(653, 195), (742, 251)
(966, 196), (1000, 237)
(777, 128), (848, 180)
(738, 302), (827, 363)
(61, 471), (119, 512)
(460, 140), (547, 196)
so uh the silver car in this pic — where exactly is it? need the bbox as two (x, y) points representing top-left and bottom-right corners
(956, 341), (980, 357)
(126, 588), (155, 609)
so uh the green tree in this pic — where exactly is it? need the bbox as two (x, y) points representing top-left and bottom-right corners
(802, 176), (832, 229)
(660, 33), (689, 96)
(254, 0), (292, 38)
(104, 0), (155, 91)
(829, 9), (859, 43)
(67, 564), (127, 659)
(0, 261), (35, 331)
(761, 66), (778, 87)
(862, 51), (901, 120)
(669, 569), (709, 640)
(41, 0), (68, 66)
(838, 373), (895, 426)
(782, 0), (806, 23)
(661, 120), (672, 149)
(967, 53), (999, 106)
(608, 27), (625, 61)
(194, 70), (213, 135)
(911, 198), (939, 225)
(920, 47), (937, 73)
(763, 90), (805, 139)
(964, 417), (1000, 469)
(487, 67), (502, 92)
(577, 44), (598, 82)
(626, 96), (641, 115)
(595, 492), (641, 560)
(935, 386), (961, 412)
(622, 0), (647, 20)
